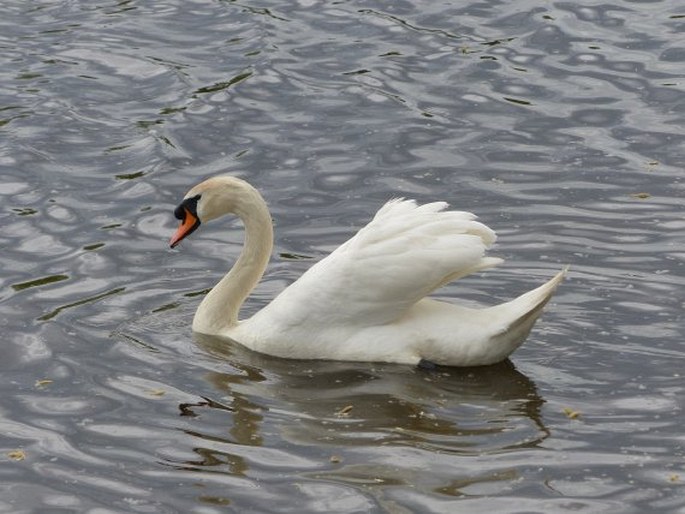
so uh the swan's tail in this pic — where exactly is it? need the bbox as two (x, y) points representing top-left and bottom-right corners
(483, 266), (568, 361)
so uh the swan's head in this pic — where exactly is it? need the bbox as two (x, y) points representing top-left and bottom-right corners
(169, 176), (258, 248)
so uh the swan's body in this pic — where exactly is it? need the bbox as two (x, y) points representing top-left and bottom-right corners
(170, 176), (565, 366)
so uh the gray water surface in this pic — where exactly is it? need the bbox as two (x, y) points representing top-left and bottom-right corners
(1, 1), (684, 513)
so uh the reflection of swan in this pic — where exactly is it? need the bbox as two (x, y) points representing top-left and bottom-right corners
(170, 176), (565, 366)
(193, 333), (549, 451)
(165, 338), (549, 504)
(169, 340), (549, 493)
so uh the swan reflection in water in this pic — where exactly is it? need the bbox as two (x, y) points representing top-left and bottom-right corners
(170, 333), (550, 493)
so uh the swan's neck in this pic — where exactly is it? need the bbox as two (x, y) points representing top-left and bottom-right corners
(192, 189), (273, 335)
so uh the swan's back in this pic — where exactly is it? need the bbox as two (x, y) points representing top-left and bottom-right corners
(247, 199), (502, 332)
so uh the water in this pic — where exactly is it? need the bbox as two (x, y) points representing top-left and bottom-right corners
(1, 0), (684, 512)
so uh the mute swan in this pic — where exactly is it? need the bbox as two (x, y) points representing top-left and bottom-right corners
(170, 176), (566, 366)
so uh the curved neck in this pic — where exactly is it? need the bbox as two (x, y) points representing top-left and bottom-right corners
(192, 188), (273, 335)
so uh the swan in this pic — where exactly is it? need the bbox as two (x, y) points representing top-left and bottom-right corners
(169, 175), (566, 367)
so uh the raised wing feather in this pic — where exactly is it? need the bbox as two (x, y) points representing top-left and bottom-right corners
(261, 199), (501, 328)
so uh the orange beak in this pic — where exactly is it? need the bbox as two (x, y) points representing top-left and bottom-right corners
(169, 208), (200, 248)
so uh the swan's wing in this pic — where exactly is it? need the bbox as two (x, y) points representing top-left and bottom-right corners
(262, 199), (502, 328)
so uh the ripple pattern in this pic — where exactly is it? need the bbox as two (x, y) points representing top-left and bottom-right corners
(1, 0), (684, 512)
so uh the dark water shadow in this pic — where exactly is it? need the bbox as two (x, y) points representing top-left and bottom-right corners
(165, 333), (550, 477)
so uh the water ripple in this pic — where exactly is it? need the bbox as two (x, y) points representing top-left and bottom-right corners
(1, 0), (684, 512)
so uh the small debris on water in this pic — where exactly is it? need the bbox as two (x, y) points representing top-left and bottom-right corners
(8, 450), (26, 461)
(563, 407), (581, 419)
(335, 405), (354, 418)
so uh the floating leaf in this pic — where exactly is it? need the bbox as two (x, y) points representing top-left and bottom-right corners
(342, 69), (370, 76)
(115, 171), (145, 180)
(159, 106), (186, 115)
(8, 450), (26, 461)
(104, 144), (131, 154)
(12, 207), (38, 216)
(630, 192), (651, 199)
(159, 136), (177, 149)
(184, 287), (212, 298)
(35, 379), (53, 388)
(279, 252), (314, 261)
(194, 71), (253, 95)
(503, 97), (532, 106)
(335, 405), (353, 418)
(83, 243), (105, 251)
(100, 223), (123, 230)
(12, 274), (69, 292)
(152, 302), (180, 313)
(17, 72), (42, 80)
(563, 407), (581, 419)
(136, 119), (163, 129)
(147, 389), (166, 397)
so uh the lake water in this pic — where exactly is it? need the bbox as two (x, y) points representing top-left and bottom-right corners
(1, 1), (684, 512)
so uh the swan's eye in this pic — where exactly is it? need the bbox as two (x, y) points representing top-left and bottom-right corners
(175, 194), (201, 221)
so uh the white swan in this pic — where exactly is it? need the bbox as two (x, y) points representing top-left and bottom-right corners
(170, 176), (566, 367)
